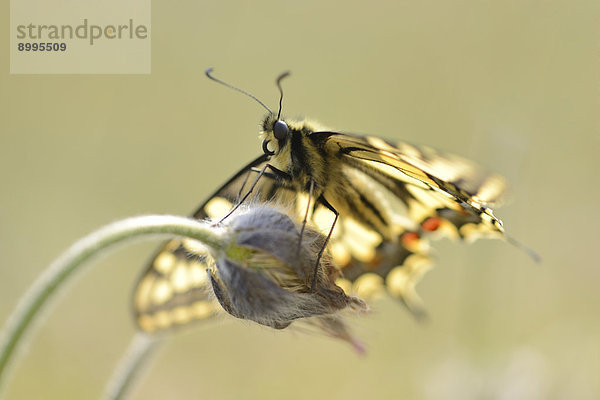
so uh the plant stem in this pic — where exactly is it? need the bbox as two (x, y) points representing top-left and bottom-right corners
(102, 332), (160, 400)
(0, 215), (226, 394)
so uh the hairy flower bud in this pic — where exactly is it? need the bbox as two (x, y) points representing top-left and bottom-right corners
(208, 205), (367, 351)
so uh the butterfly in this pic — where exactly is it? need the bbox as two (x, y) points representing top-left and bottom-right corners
(132, 69), (511, 333)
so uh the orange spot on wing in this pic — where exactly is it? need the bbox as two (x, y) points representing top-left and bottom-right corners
(421, 217), (442, 232)
(401, 232), (420, 247)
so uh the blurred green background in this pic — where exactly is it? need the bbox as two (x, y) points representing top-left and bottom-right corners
(1, 1), (599, 399)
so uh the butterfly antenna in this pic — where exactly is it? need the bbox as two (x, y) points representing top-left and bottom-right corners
(205, 68), (272, 114)
(506, 235), (541, 263)
(275, 71), (291, 120)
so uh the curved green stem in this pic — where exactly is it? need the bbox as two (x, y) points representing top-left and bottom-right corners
(0, 215), (226, 394)
(102, 332), (161, 400)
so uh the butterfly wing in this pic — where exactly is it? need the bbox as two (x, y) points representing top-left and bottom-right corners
(320, 132), (506, 237)
(132, 154), (297, 332)
(304, 132), (507, 316)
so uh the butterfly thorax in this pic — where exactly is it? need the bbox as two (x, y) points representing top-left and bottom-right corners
(260, 115), (401, 240)
(260, 115), (333, 192)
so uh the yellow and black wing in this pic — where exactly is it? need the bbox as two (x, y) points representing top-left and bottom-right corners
(322, 133), (506, 236)
(303, 132), (507, 317)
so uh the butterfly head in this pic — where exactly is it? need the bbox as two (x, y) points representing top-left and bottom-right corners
(261, 114), (290, 156)
(204, 68), (294, 158)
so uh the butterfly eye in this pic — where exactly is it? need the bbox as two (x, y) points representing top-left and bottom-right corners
(273, 120), (289, 141)
(262, 139), (275, 156)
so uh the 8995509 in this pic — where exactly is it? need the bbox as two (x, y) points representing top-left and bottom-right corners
(17, 42), (67, 52)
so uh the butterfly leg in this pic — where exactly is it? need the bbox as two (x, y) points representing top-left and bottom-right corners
(310, 196), (339, 292)
(297, 178), (315, 258)
(250, 167), (286, 181)
(218, 163), (269, 223)
(235, 165), (255, 200)
(218, 163), (291, 224)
